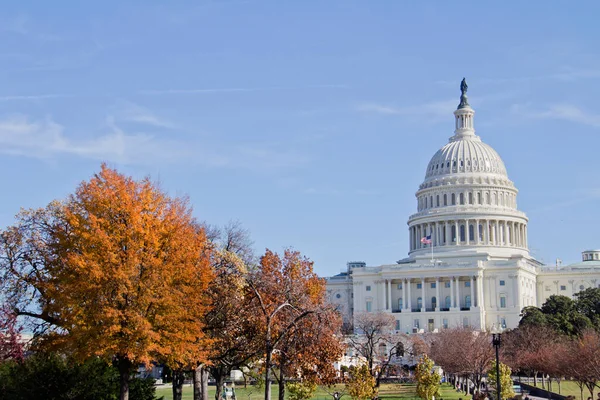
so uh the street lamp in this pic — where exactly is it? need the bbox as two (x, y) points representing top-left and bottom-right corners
(491, 324), (503, 400)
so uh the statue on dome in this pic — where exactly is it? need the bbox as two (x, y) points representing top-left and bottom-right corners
(458, 77), (470, 109)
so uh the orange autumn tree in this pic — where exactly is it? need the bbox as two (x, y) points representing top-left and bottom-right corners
(246, 249), (343, 400)
(0, 165), (213, 400)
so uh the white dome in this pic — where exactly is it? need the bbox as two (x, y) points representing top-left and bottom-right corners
(424, 136), (507, 182)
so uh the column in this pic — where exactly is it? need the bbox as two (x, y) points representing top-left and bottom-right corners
(403, 279), (407, 309)
(380, 280), (386, 311)
(421, 277), (426, 311)
(435, 277), (440, 311)
(454, 220), (459, 245)
(466, 219), (470, 245)
(491, 221), (496, 245)
(387, 279), (392, 311)
(450, 277), (455, 309)
(407, 279), (412, 310)
(505, 222), (510, 246)
(477, 274), (484, 309)
(485, 220), (490, 245)
(455, 277), (461, 308)
(475, 219), (480, 244)
(434, 222), (439, 246)
(470, 276), (474, 309)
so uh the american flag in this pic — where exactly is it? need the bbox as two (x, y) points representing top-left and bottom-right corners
(421, 235), (432, 244)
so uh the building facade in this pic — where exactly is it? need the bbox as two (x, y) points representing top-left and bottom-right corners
(326, 80), (600, 333)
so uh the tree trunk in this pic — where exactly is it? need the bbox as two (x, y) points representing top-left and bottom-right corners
(173, 369), (185, 400)
(194, 365), (204, 400)
(215, 369), (226, 400)
(118, 357), (133, 400)
(278, 365), (285, 400)
(265, 346), (272, 400)
(202, 367), (209, 400)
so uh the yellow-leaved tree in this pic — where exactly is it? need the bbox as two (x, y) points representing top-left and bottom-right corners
(415, 355), (441, 400)
(0, 165), (214, 400)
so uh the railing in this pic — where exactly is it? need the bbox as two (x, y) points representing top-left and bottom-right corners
(460, 307), (471, 311)
(411, 308), (421, 312)
(425, 307), (435, 312)
(392, 309), (402, 313)
(440, 307), (450, 311)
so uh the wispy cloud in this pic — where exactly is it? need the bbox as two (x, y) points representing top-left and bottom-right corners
(529, 189), (600, 214)
(512, 103), (600, 128)
(0, 114), (307, 170)
(0, 94), (68, 102)
(113, 101), (175, 129)
(435, 67), (600, 87)
(139, 84), (348, 95)
(357, 99), (458, 119)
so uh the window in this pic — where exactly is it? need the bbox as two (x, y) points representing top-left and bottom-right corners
(395, 320), (400, 331)
(436, 195), (439, 207)
(468, 192), (473, 204)
(451, 193), (456, 205)
(443, 318), (449, 329)
(397, 283), (403, 290)
(366, 301), (372, 312)
(445, 282), (451, 288)
(452, 225), (457, 242)
(465, 281), (471, 288)
(398, 298), (403, 310)
(580, 285), (585, 290)
(469, 224), (474, 241)
(431, 282), (436, 289)
(463, 317), (469, 328)
(477, 192), (481, 204)
(460, 225), (465, 242)
(465, 295), (471, 308)
(432, 297), (437, 308)
(414, 319), (420, 329)
(460, 193), (465, 205)
(499, 280), (505, 286)
(445, 296), (451, 308)
(560, 285), (566, 291)
(444, 194), (447, 206)
(417, 297), (423, 309)
(336, 293), (342, 299)
(500, 317), (506, 329)
(366, 285), (371, 291)
(417, 283), (422, 289)
(500, 296), (506, 308)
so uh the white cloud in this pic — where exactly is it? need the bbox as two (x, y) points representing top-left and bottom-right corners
(357, 99), (458, 119)
(0, 114), (307, 170)
(512, 103), (600, 128)
(114, 101), (175, 129)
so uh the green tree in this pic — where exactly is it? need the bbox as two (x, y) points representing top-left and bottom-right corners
(415, 355), (440, 400)
(346, 365), (376, 400)
(574, 288), (600, 327)
(487, 361), (515, 400)
(287, 381), (317, 400)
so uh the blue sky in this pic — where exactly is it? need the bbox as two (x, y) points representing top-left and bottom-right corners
(1, 1), (599, 276)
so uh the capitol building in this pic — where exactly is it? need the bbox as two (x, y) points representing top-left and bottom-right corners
(327, 80), (600, 333)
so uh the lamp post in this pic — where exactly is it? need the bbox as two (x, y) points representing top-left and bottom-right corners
(492, 330), (502, 400)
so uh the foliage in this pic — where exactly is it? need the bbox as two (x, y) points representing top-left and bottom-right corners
(246, 248), (343, 400)
(0, 164), (214, 400)
(519, 295), (592, 336)
(0, 352), (162, 400)
(346, 364), (376, 400)
(0, 306), (24, 362)
(415, 355), (440, 400)
(487, 361), (514, 400)
(574, 288), (600, 327)
(287, 381), (317, 400)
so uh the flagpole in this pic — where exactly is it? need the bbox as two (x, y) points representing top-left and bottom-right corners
(430, 241), (434, 263)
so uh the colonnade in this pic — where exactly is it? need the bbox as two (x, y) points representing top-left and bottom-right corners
(378, 275), (484, 312)
(409, 219), (527, 251)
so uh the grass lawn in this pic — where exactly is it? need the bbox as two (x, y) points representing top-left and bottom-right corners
(531, 380), (593, 400)
(156, 383), (471, 400)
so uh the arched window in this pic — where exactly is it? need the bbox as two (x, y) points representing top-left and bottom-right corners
(479, 224), (484, 241)
(493, 192), (497, 205)
(398, 298), (403, 310)
(417, 297), (423, 309)
(444, 194), (447, 206)
(430, 196), (433, 208)
(451, 193), (456, 205)
(436, 195), (440, 207)
(431, 296), (437, 309)
(460, 193), (465, 205)
(468, 192), (473, 204)
(460, 225), (465, 242)
(485, 192), (489, 204)
(451, 225), (457, 242)
(445, 296), (451, 308)
(465, 295), (471, 308)
(477, 192), (481, 204)
(469, 224), (475, 241)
